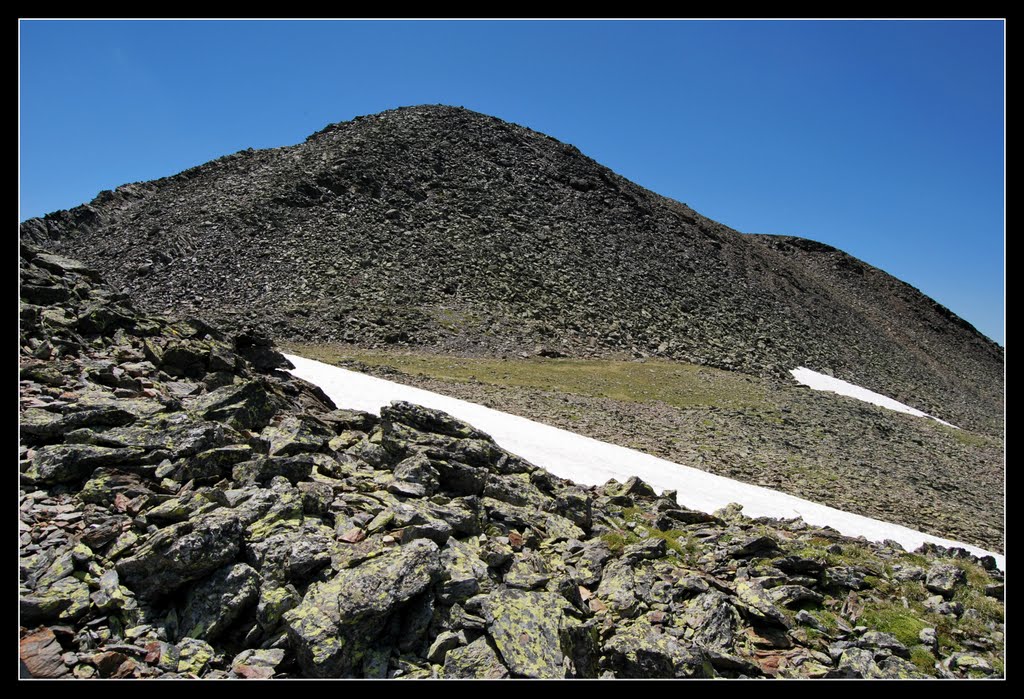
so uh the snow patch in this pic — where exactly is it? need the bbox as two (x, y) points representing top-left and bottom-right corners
(285, 353), (1000, 569)
(790, 366), (959, 429)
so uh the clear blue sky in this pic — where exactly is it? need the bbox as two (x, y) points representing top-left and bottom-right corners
(19, 19), (1005, 344)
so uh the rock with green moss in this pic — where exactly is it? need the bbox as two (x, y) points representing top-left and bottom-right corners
(261, 416), (333, 457)
(78, 468), (154, 506)
(437, 537), (490, 603)
(180, 444), (254, 482)
(681, 590), (741, 652)
(21, 576), (92, 623)
(441, 636), (509, 678)
(283, 538), (441, 677)
(734, 578), (790, 628)
(85, 418), (226, 459)
(255, 582), (301, 631)
(175, 638), (216, 675)
(233, 455), (315, 485)
(383, 401), (491, 441)
(178, 563), (260, 641)
(246, 520), (335, 582)
(481, 589), (579, 678)
(189, 380), (280, 432)
(26, 444), (147, 484)
(231, 648), (286, 678)
(602, 619), (715, 678)
(21, 404), (136, 441)
(925, 562), (967, 598)
(768, 584), (824, 609)
(116, 511), (243, 599)
(596, 558), (641, 617)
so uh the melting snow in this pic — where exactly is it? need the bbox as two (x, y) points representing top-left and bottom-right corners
(790, 366), (959, 429)
(285, 354), (1001, 569)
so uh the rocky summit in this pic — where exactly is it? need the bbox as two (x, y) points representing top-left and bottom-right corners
(19, 245), (1004, 678)
(20, 105), (1003, 434)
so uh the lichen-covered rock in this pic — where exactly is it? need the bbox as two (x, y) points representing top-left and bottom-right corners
(681, 590), (741, 652)
(21, 576), (92, 623)
(116, 512), (243, 599)
(189, 381), (280, 432)
(603, 620), (715, 678)
(232, 648), (286, 679)
(283, 538), (441, 677)
(925, 562), (967, 598)
(261, 415), (333, 457)
(442, 637), (509, 679)
(179, 563), (260, 641)
(26, 444), (147, 483)
(481, 589), (573, 678)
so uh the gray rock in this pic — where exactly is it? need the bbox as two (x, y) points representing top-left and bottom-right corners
(767, 584), (824, 608)
(442, 636), (509, 679)
(283, 538), (441, 677)
(179, 563), (260, 640)
(482, 589), (576, 679)
(26, 444), (147, 483)
(925, 561), (966, 597)
(602, 620), (714, 678)
(857, 630), (910, 659)
(426, 630), (462, 664)
(116, 511), (243, 599)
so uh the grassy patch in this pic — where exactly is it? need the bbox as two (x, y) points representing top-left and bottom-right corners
(283, 344), (768, 410)
(859, 601), (928, 647)
(947, 558), (993, 590)
(806, 608), (840, 635)
(909, 646), (936, 675)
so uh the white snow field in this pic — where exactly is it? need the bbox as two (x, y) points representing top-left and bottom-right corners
(286, 354), (1002, 569)
(790, 366), (959, 429)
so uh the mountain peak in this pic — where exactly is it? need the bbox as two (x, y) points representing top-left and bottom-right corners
(20, 105), (1003, 433)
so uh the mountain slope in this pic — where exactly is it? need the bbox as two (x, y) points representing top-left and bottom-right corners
(20, 105), (1003, 433)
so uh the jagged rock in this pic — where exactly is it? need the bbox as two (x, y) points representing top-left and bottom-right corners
(190, 381), (279, 431)
(283, 539), (441, 677)
(21, 404), (136, 441)
(178, 563), (260, 640)
(21, 577), (92, 623)
(20, 628), (70, 678)
(246, 521), (335, 582)
(734, 578), (790, 628)
(481, 589), (580, 679)
(603, 620), (714, 678)
(232, 648), (286, 679)
(437, 537), (489, 603)
(383, 401), (491, 441)
(232, 455), (314, 485)
(768, 584), (824, 609)
(442, 636), (509, 679)
(729, 535), (780, 559)
(262, 415), (333, 457)
(26, 444), (147, 483)
(857, 630), (910, 659)
(925, 562), (967, 598)
(681, 590), (741, 652)
(175, 638), (216, 675)
(426, 631), (463, 665)
(116, 511), (244, 599)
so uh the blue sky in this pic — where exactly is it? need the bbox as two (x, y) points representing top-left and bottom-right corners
(19, 20), (1005, 344)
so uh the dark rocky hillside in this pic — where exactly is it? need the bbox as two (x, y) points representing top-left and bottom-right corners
(18, 246), (1006, 678)
(19, 105), (1003, 433)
